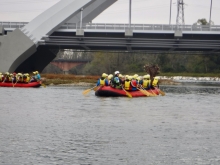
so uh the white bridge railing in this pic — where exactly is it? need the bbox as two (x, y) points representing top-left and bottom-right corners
(1, 22), (220, 32)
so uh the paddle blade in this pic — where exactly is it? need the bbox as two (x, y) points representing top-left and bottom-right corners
(138, 89), (149, 96)
(150, 89), (158, 96)
(125, 91), (132, 98)
(83, 89), (91, 95)
(159, 90), (165, 96)
(41, 83), (46, 88)
(122, 88), (132, 98)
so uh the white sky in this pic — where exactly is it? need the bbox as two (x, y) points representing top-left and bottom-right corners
(0, 0), (219, 25)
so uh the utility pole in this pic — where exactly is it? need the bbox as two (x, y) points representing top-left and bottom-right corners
(80, 8), (83, 29)
(209, 0), (213, 25)
(129, 0), (132, 29)
(176, 0), (185, 28)
(169, 0), (172, 24)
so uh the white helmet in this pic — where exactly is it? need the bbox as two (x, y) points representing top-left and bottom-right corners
(114, 71), (120, 75)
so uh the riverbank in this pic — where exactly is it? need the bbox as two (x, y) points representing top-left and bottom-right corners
(41, 74), (181, 86)
(41, 73), (220, 86)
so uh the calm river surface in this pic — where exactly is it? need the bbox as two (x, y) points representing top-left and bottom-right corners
(1, 83), (220, 165)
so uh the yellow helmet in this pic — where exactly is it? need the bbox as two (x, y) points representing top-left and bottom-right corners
(119, 74), (123, 78)
(35, 71), (39, 74)
(128, 76), (133, 81)
(108, 74), (113, 79)
(133, 74), (138, 79)
(102, 73), (108, 77)
(154, 76), (159, 80)
(143, 74), (150, 79)
(5, 72), (9, 75)
(0, 72), (2, 75)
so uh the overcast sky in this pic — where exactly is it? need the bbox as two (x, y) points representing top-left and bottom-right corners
(0, 0), (219, 25)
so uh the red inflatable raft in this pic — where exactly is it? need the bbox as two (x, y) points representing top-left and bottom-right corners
(95, 86), (159, 97)
(0, 81), (41, 88)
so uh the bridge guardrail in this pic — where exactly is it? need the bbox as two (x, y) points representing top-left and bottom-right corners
(59, 23), (220, 32)
(1, 22), (220, 32)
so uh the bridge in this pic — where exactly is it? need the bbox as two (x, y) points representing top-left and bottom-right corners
(0, 0), (220, 73)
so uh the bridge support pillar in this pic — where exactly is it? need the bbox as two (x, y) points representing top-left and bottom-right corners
(125, 29), (133, 37)
(175, 30), (183, 38)
(76, 29), (84, 36)
(0, 25), (4, 35)
(0, 29), (36, 72)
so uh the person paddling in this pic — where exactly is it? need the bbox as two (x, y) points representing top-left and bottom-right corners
(96, 73), (109, 86)
(30, 71), (41, 82)
(111, 71), (122, 89)
(139, 74), (151, 90)
(151, 76), (159, 89)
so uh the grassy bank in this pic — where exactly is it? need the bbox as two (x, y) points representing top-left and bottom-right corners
(41, 74), (99, 85)
(41, 73), (220, 86)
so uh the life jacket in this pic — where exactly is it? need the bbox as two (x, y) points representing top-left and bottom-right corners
(23, 75), (30, 83)
(152, 79), (159, 87)
(5, 75), (11, 82)
(17, 75), (23, 82)
(124, 80), (131, 90)
(111, 76), (120, 88)
(143, 79), (150, 88)
(131, 80), (137, 87)
(100, 78), (105, 86)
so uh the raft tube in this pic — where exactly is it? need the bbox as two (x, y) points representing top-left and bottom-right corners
(0, 81), (42, 88)
(95, 86), (159, 97)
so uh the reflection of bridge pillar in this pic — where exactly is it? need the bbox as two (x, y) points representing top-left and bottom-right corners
(50, 61), (86, 74)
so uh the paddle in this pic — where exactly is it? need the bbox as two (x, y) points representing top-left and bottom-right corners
(139, 86), (154, 97)
(137, 87), (149, 96)
(41, 83), (46, 88)
(155, 88), (165, 96)
(122, 86), (132, 98)
(93, 85), (100, 91)
(150, 89), (158, 96)
(13, 76), (20, 87)
(83, 86), (97, 95)
(159, 89), (165, 96)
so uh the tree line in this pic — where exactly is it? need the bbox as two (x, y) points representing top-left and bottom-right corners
(43, 51), (220, 75)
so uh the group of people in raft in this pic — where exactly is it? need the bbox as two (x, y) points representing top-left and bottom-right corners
(0, 71), (41, 83)
(96, 71), (159, 91)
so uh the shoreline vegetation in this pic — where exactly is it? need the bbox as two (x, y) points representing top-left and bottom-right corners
(41, 73), (220, 86)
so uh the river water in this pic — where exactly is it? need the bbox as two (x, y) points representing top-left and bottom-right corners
(0, 82), (220, 165)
